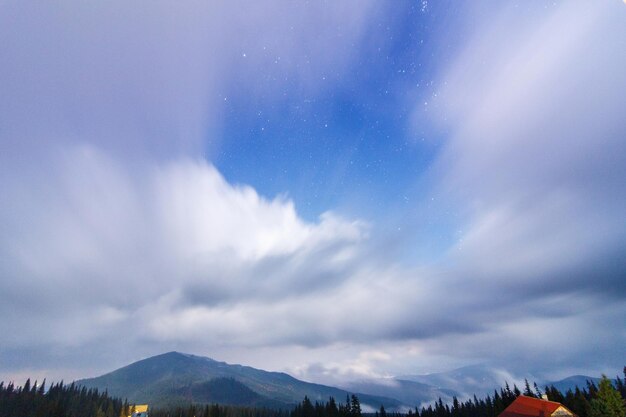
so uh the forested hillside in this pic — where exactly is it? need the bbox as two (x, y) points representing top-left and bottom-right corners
(0, 379), (126, 417)
(2, 367), (625, 417)
(288, 371), (626, 417)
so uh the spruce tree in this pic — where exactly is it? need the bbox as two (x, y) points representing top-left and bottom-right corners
(349, 395), (361, 417)
(590, 375), (626, 417)
(523, 379), (534, 397)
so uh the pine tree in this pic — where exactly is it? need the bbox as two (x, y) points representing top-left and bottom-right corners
(590, 375), (626, 417)
(340, 395), (351, 417)
(523, 379), (534, 397)
(302, 396), (315, 417)
(545, 385), (564, 403)
(349, 395), (361, 417)
(326, 397), (339, 417)
(450, 397), (460, 417)
(568, 387), (591, 417)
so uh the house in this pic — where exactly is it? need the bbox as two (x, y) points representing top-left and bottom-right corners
(130, 404), (149, 417)
(498, 395), (577, 417)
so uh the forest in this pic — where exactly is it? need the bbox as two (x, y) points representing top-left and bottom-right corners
(289, 371), (626, 417)
(1, 368), (624, 417)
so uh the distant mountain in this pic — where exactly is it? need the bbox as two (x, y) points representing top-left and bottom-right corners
(76, 352), (403, 410)
(398, 364), (524, 399)
(544, 375), (602, 393)
(398, 365), (611, 400)
(340, 378), (459, 408)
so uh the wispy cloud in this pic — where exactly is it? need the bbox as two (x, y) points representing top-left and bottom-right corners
(0, 0), (624, 385)
(414, 0), (626, 373)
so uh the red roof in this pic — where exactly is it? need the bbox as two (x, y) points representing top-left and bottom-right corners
(498, 396), (576, 417)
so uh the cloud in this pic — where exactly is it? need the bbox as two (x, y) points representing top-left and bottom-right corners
(441, 0), (626, 293)
(0, 1), (377, 159)
(0, 0), (383, 376)
(1, 0), (625, 386)
(290, 350), (393, 387)
(409, 0), (626, 373)
(0, 145), (478, 379)
(0, 146), (364, 339)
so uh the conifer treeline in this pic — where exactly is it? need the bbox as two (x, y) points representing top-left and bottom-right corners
(290, 368), (626, 417)
(413, 370), (626, 417)
(2, 367), (625, 417)
(0, 379), (128, 417)
(290, 394), (362, 417)
(0, 379), (289, 417)
(148, 403), (289, 417)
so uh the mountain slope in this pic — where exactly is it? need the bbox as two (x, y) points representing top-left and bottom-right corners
(174, 377), (285, 408)
(545, 375), (602, 393)
(399, 365), (609, 400)
(340, 378), (459, 408)
(76, 352), (402, 410)
(398, 364), (523, 399)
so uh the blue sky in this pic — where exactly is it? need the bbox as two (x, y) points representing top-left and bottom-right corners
(213, 2), (449, 220)
(212, 1), (465, 260)
(0, 1), (625, 387)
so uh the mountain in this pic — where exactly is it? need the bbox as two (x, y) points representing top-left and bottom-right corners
(398, 365), (610, 400)
(340, 378), (459, 408)
(173, 377), (285, 408)
(76, 351), (403, 410)
(545, 375), (602, 393)
(398, 364), (524, 399)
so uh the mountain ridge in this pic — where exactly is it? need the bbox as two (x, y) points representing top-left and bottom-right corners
(339, 378), (459, 409)
(76, 352), (612, 410)
(398, 364), (608, 400)
(76, 351), (403, 410)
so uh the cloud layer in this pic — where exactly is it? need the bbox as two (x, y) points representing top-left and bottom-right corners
(1, 0), (625, 386)
(417, 0), (626, 375)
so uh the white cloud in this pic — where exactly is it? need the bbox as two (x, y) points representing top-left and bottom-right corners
(404, 0), (626, 373)
(0, 146), (368, 344)
(1, 0), (625, 386)
(0, 1), (377, 160)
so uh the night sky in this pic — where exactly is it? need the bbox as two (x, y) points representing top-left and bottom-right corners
(1, 1), (625, 386)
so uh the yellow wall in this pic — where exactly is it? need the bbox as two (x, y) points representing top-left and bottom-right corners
(128, 404), (149, 417)
(551, 406), (573, 416)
